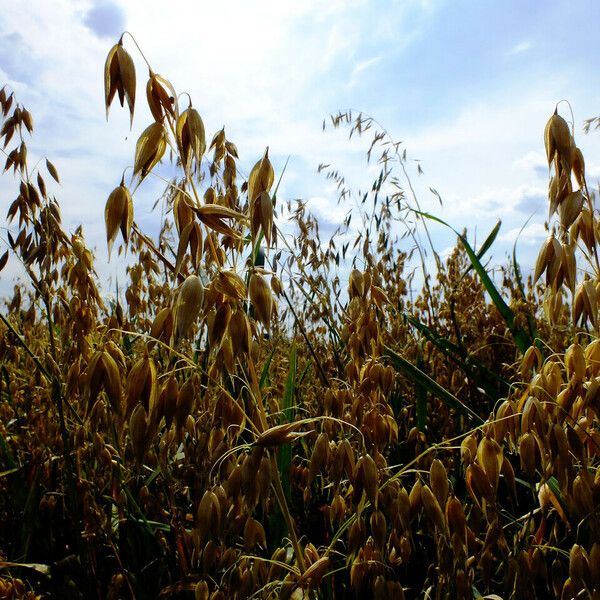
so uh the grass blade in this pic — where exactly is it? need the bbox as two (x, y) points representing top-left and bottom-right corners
(462, 219), (501, 278)
(414, 210), (531, 354)
(384, 345), (484, 425)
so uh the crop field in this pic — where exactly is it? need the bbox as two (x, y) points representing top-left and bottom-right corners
(1, 34), (600, 600)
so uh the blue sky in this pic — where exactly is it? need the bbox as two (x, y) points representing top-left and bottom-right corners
(1, 0), (599, 296)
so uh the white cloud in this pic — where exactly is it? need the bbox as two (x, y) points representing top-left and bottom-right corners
(347, 56), (383, 89)
(1, 0), (599, 303)
(513, 150), (547, 174)
(508, 40), (531, 55)
(499, 222), (547, 245)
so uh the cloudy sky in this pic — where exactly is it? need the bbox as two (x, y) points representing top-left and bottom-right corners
(1, 0), (599, 296)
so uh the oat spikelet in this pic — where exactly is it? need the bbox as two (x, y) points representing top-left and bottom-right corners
(175, 274), (204, 342)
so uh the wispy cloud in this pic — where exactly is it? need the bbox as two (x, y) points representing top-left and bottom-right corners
(347, 56), (383, 89)
(508, 40), (532, 55)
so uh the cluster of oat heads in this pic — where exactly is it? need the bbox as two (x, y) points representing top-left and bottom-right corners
(4, 32), (600, 600)
(536, 105), (597, 327)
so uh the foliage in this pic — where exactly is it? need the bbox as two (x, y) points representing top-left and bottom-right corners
(0, 34), (599, 600)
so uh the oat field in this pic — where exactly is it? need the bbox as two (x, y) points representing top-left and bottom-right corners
(1, 35), (600, 600)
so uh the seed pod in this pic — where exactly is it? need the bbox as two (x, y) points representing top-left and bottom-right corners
(370, 510), (387, 549)
(104, 182), (133, 258)
(348, 518), (365, 554)
(304, 543), (319, 565)
(228, 309), (251, 357)
(208, 303), (232, 348)
(173, 190), (195, 235)
(572, 474), (594, 518)
(572, 146), (585, 186)
(395, 486), (411, 531)
(429, 459), (449, 507)
(521, 345), (542, 378)
(356, 454), (379, 508)
(477, 435), (503, 491)
(249, 273), (273, 330)
(100, 351), (122, 417)
(271, 275), (283, 297)
(534, 233), (561, 284)
(559, 189), (583, 230)
(255, 422), (308, 448)
(267, 547), (288, 582)
(161, 374), (179, 428)
(129, 403), (148, 465)
(550, 423), (569, 461)
(299, 556), (330, 587)
(195, 581), (209, 600)
(519, 432), (537, 479)
(421, 484), (445, 531)
(589, 544), (600, 589)
(466, 463), (493, 504)
(175, 376), (196, 432)
(247, 147), (274, 203)
(104, 39), (136, 124)
(308, 432), (329, 484)
(545, 111), (572, 171)
(150, 306), (174, 347)
(574, 208), (595, 254)
(146, 72), (177, 121)
(585, 340), (600, 376)
(197, 490), (221, 543)
(175, 275), (204, 342)
(560, 241), (577, 292)
(548, 173), (570, 217)
(569, 544), (589, 587)
(494, 399), (515, 443)
(460, 433), (478, 466)
(408, 478), (423, 516)
(197, 204), (247, 239)
(243, 517), (266, 550)
(251, 191), (274, 247)
(566, 343), (586, 382)
(329, 493), (346, 525)
(177, 106), (206, 169)
(257, 454), (272, 501)
(214, 270), (247, 301)
(349, 269), (365, 298)
(126, 354), (158, 416)
(445, 496), (466, 545)
(544, 112), (556, 166)
(133, 121), (167, 180)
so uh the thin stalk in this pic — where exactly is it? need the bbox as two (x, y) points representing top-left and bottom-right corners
(278, 284), (330, 388)
(270, 454), (307, 574)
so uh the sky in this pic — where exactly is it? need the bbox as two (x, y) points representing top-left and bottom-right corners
(1, 0), (599, 298)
